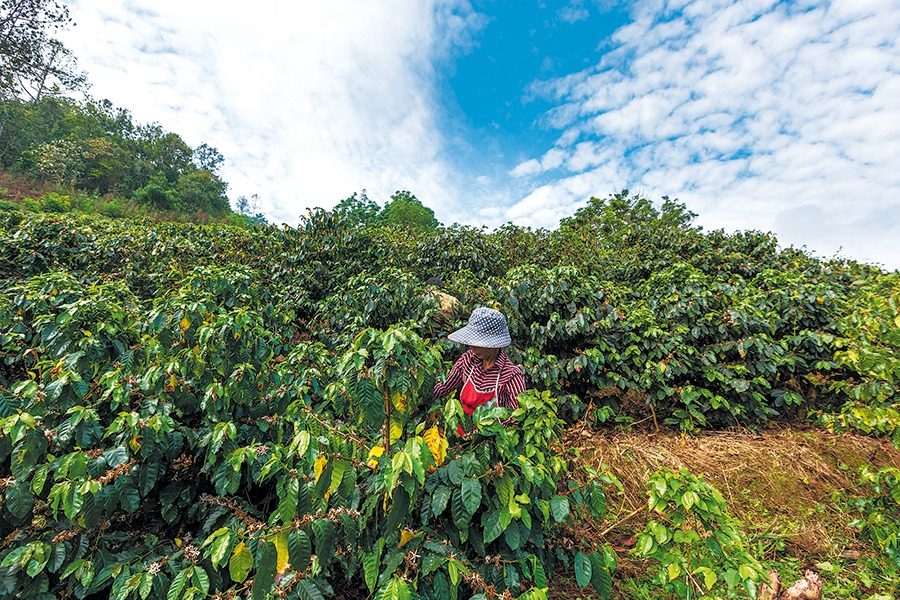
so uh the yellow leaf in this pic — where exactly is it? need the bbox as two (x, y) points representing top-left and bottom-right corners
(174, 537), (183, 547)
(367, 446), (385, 469)
(391, 392), (407, 413)
(313, 455), (327, 483)
(659, 362), (667, 374)
(274, 531), (289, 574)
(389, 417), (403, 444)
(398, 529), (416, 548)
(179, 316), (190, 333)
(423, 426), (448, 467)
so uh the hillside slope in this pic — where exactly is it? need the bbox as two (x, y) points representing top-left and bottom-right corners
(1, 204), (898, 599)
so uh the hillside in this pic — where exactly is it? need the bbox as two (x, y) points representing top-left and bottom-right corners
(0, 198), (898, 600)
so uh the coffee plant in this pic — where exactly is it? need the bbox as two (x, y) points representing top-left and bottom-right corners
(634, 468), (764, 599)
(1, 192), (898, 598)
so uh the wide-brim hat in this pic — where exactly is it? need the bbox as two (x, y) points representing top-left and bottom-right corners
(447, 307), (511, 348)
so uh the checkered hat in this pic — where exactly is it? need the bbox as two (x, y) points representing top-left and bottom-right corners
(447, 307), (511, 348)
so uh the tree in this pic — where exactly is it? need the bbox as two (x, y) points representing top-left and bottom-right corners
(0, 0), (86, 101)
(173, 169), (229, 214)
(193, 142), (224, 173)
(376, 190), (439, 230)
(334, 189), (380, 227)
(236, 193), (267, 225)
(559, 189), (696, 236)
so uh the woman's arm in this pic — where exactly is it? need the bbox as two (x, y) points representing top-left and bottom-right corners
(433, 351), (470, 399)
(497, 367), (526, 409)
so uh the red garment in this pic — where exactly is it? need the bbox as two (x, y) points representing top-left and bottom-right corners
(456, 365), (502, 435)
(434, 349), (526, 412)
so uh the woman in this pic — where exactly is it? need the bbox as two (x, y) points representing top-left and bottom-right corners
(433, 307), (526, 434)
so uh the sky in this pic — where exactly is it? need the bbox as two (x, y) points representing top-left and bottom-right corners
(58, 0), (900, 270)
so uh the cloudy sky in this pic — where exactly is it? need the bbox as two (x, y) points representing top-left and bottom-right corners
(59, 0), (900, 270)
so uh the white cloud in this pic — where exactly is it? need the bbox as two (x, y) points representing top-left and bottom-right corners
(60, 0), (484, 223)
(508, 0), (900, 269)
(53, 0), (900, 270)
(558, 3), (591, 24)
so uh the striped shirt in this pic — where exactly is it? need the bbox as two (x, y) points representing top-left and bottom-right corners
(433, 349), (526, 409)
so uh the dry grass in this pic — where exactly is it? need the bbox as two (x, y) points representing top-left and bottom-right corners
(561, 424), (900, 559)
(544, 425), (900, 598)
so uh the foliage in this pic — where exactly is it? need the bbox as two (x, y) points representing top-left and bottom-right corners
(635, 467), (765, 599)
(819, 402), (900, 448)
(847, 466), (900, 576)
(313, 268), (444, 345)
(0, 190), (898, 597)
(376, 191), (440, 230)
(549, 189), (700, 282)
(38, 191), (68, 213)
(0, 96), (232, 216)
(333, 190), (379, 228)
(0, 291), (609, 598)
(829, 272), (900, 404)
(0, 0), (86, 101)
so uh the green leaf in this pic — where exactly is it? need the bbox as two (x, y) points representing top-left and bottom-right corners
(60, 558), (83, 580)
(374, 576), (412, 600)
(422, 552), (446, 576)
(25, 542), (50, 577)
(574, 551), (591, 587)
(31, 464), (50, 495)
(288, 530), (312, 573)
(329, 459), (350, 496)
(47, 542), (66, 573)
(5, 479), (34, 519)
(139, 573), (153, 600)
(532, 556), (548, 588)
(432, 571), (450, 598)
(386, 487), (410, 533)
(277, 476), (299, 524)
(451, 488), (471, 531)
(637, 534), (654, 556)
(229, 543), (253, 583)
(682, 490), (697, 510)
(116, 477), (141, 513)
(213, 461), (240, 496)
(483, 510), (504, 544)
(460, 478), (482, 515)
(363, 541), (383, 593)
(297, 481), (313, 515)
(296, 579), (325, 600)
(251, 541), (276, 600)
(589, 485), (607, 517)
(591, 565), (613, 599)
(139, 461), (162, 497)
(191, 566), (210, 595)
(168, 567), (190, 600)
(495, 474), (514, 506)
(503, 521), (522, 551)
(312, 519), (337, 569)
(431, 485), (451, 517)
(209, 531), (232, 568)
(549, 496), (569, 523)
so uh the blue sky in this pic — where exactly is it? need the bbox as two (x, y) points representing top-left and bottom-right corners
(59, 0), (900, 270)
